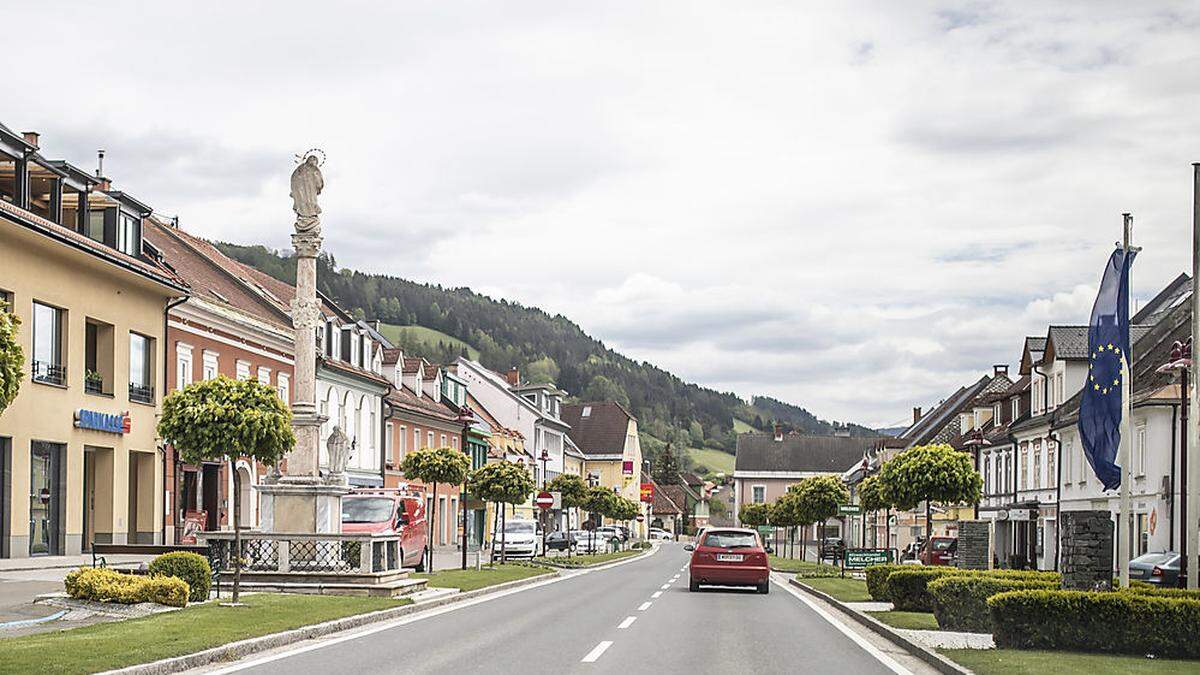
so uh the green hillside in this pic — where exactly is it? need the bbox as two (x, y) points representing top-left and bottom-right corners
(377, 323), (480, 360)
(688, 447), (736, 476)
(732, 418), (756, 434)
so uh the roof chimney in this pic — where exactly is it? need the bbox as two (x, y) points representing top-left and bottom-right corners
(21, 131), (39, 148)
(773, 422), (783, 442)
(913, 406), (923, 424)
(505, 367), (520, 386)
(96, 149), (105, 178)
(993, 364), (1009, 378)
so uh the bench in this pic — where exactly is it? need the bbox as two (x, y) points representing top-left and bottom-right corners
(91, 543), (209, 569)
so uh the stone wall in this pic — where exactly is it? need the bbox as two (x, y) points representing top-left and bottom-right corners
(957, 520), (991, 570)
(1060, 510), (1113, 591)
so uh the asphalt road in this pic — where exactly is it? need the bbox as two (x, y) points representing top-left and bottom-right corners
(209, 544), (912, 675)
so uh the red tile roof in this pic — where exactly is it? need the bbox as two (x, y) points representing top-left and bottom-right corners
(561, 401), (635, 457)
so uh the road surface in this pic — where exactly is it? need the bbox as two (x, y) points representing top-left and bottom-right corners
(204, 544), (929, 674)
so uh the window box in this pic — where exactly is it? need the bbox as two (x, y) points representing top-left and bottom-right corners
(32, 360), (66, 387)
(129, 383), (155, 405)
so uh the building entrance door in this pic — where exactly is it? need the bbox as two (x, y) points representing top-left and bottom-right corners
(29, 442), (63, 556)
(202, 463), (219, 530)
(84, 449), (95, 551)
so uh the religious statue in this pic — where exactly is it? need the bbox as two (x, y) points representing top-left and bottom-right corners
(290, 153), (324, 235)
(326, 425), (351, 485)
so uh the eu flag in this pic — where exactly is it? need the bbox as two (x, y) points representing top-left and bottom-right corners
(1078, 248), (1137, 490)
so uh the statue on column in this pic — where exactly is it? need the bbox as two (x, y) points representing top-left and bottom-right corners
(290, 152), (324, 236)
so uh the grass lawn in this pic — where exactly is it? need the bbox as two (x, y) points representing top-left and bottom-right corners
(942, 648), (1200, 675)
(376, 323), (480, 359)
(769, 555), (839, 576)
(732, 418), (756, 434)
(533, 549), (643, 567)
(687, 446), (735, 475)
(800, 576), (873, 602)
(866, 610), (940, 631)
(0, 593), (408, 675)
(414, 563), (552, 591)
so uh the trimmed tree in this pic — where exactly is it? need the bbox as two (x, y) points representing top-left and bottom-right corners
(581, 487), (620, 552)
(858, 474), (891, 549)
(0, 308), (23, 415)
(469, 461), (535, 563)
(738, 502), (770, 528)
(402, 446), (471, 572)
(770, 490), (805, 558)
(548, 473), (587, 557)
(878, 443), (982, 546)
(157, 376), (294, 604)
(791, 475), (850, 561)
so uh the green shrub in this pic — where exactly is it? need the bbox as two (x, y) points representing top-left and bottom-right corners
(988, 589), (1200, 658)
(865, 564), (906, 601)
(149, 551), (211, 602)
(928, 576), (1058, 632)
(64, 567), (189, 608)
(885, 568), (960, 611)
(1122, 585), (1200, 600)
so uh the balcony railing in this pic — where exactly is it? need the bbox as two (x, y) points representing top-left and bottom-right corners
(129, 383), (154, 404)
(32, 361), (66, 386)
(85, 378), (105, 395)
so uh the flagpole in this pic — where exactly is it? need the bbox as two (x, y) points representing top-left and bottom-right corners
(1189, 163), (1200, 590)
(1119, 213), (1133, 589)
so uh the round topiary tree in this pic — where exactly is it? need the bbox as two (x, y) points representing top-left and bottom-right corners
(858, 474), (892, 549)
(770, 490), (805, 559)
(0, 309), (23, 415)
(791, 475), (850, 561)
(157, 376), (294, 604)
(469, 460), (535, 563)
(402, 446), (471, 571)
(149, 551), (212, 602)
(878, 443), (981, 546)
(548, 473), (587, 557)
(738, 502), (770, 528)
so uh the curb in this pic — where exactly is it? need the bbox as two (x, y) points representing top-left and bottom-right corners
(787, 578), (971, 675)
(103, 571), (558, 675)
(535, 549), (650, 569)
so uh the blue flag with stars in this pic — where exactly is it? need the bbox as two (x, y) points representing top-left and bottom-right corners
(1078, 248), (1137, 491)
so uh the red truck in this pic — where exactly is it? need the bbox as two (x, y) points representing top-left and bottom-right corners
(340, 488), (428, 571)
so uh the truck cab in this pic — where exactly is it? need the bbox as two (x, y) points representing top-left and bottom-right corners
(341, 488), (428, 571)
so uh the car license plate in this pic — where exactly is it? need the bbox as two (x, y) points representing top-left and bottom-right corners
(716, 554), (743, 562)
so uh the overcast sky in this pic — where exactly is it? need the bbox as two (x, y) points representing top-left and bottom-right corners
(7, 2), (1200, 427)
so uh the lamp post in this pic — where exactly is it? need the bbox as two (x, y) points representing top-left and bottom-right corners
(962, 431), (991, 521)
(458, 410), (474, 571)
(1158, 338), (1191, 586)
(539, 448), (550, 556)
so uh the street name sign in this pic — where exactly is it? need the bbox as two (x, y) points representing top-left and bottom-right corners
(535, 491), (554, 510)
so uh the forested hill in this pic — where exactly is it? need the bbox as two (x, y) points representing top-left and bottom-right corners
(216, 242), (870, 457)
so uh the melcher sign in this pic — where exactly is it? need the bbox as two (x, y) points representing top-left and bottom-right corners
(74, 409), (131, 434)
(843, 548), (894, 569)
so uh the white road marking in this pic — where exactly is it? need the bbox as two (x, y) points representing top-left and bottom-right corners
(660, 584), (670, 589)
(670, 576), (679, 581)
(618, 616), (637, 629)
(774, 576), (912, 675)
(638, 601), (652, 610)
(651, 591), (662, 598)
(581, 641), (613, 663)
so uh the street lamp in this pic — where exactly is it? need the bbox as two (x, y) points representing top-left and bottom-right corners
(457, 409), (474, 571)
(961, 430), (991, 521)
(539, 448), (550, 556)
(1158, 337), (1192, 586)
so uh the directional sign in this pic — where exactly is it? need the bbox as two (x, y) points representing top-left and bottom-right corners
(535, 491), (554, 510)
(838, 504), (863, 516)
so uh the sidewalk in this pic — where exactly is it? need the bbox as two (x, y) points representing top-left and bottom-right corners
(0, 552), (154, 573)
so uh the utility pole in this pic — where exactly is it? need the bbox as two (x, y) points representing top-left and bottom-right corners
(1190, 163), (1200, 589)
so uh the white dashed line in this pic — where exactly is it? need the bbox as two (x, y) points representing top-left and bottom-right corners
(660, 584), (670, 589)
(618, 616), (637, 629)
(581, 641), (614, 663)
(652, 591), (662, 598)
(638, 601), (652, 611)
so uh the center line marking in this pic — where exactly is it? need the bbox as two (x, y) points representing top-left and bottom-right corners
(581, 641), (613, 663)
(618, 616), (637, 629)
(652, 591), (662, 598)
(661, 584), (670, 589)
(638, 601), (652, 610)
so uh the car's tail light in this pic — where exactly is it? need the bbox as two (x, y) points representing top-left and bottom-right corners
(1152, 566), (1163, 577)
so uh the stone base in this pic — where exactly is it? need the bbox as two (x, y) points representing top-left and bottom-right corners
(256, 482), (350, 534)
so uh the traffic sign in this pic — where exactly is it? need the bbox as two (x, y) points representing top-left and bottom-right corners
(534, 491), (554, 510)
(636, 514), (645, 523)
(838, 504), (863, 516)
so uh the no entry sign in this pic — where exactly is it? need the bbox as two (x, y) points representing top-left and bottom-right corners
(535, 491), (554, 510)
(636, 514), (645, 523)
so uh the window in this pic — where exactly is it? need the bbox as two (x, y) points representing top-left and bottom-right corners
(86, 209), (106, 244)
(32, 301), (66, 386)
(1063, 437), (1073, 485)
(203, 351), (219, 380)
(84, 318), (113, 395)
(116, 212), (140, 256)
(385, 422), (395, 462)
(440, 433), (447, 447)
(236, 360), (250, 381)
(1047, 441), (1056, 487)
(413, 428), (421, 451)
(369, 410), (377, 450)
(451, 436), (458, 450)
(277, 373), (290, 405)
(257, 366), (271, 386)
(0, 289), (11, 313)
(399, 425), (407, 457)
(1012, 398), (1020, 420)
(427, 431), (434, 448)
(1033, 443), (1042, 489)
(751, 485), (766, 504)
(1135, 424), (1147, 476)
(340, 328), (351, 362)
(983, 457), (992, 494)
(128, 332), (154, 404)
(994, 403), (1002, 422)
(324, 321), (334, 358)
(1020, 446), (1029, 490)
(581, 405), (592, 418)
(175, 343), (193, 391)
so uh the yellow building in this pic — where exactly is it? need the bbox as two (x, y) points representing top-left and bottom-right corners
(561, 401), (647, 537)
(0, 124), (186, 557)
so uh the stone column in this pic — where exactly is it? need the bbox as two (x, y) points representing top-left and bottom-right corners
(1060, 510), (1114, 591)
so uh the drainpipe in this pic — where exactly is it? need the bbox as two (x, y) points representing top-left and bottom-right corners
(162, 295), (188, 544)
(1048, 432), (1062, 571)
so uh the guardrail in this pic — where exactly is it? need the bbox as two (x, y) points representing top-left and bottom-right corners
(198, 531), (402, 575)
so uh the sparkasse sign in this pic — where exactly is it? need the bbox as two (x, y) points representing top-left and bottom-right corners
(75, 409), (131, 434)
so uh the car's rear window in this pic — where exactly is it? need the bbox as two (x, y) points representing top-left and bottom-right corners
(932, 539), (955, 551)
(702, 532), (757, 549)
(1133, 552), (1178, 565)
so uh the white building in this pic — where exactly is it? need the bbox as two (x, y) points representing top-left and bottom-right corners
(316, 317), (389, 487)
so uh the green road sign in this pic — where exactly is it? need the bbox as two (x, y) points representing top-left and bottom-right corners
(756, 525), (773, 537)
(838, 504), (863, 515)
(844, 548), (893, 569)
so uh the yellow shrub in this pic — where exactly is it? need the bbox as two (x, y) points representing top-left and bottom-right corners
(63, 567), (188, 607)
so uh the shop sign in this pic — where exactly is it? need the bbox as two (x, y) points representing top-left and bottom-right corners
(75, 409), (130, 434)
(838, 504), (863, 516)
(622, 460), (634, 475)
(844, 548), (894, 569)
(1008, 508), (1034, 521)
(640, 482), (655, 503)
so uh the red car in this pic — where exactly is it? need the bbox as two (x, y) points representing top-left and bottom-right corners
(341, 488), (428, 571)
(685, 527), (771, 594)
(920, 536), (957, 566)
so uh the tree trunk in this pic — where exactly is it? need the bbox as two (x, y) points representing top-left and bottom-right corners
(500, 503), (508, 564)
(232, 466), (242, 605)
(924, 500), (932, 558)
(490, 501), (499, 564)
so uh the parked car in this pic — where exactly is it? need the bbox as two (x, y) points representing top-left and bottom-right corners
(494, 519), (540, 558)
(340, 488), (428, 571)
(649, 528), (674, 541)
(919, 536), (957, 566)
(685, 528), (771, 594)
(545, 530), (576, 552)
(1130, 551), (1181, 585)
(572, 529), (608, 553)
(595, 526), (624, 544)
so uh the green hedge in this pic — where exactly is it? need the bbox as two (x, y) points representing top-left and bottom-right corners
(149, 551), (211, 602)
(885, 568), (961, 611)
(989, 589), (1200, 657)
(64, 567), (189, 608)
(865, 564), (906, 601)
(928, 576), (1058, 632)
(1123, 585), (1200, 600)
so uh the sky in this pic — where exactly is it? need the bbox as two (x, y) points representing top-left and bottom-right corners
(6, 1), (1200, 427)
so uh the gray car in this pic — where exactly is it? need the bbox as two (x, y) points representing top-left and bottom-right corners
(1129, 551), (1181, 585)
